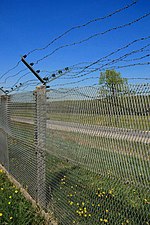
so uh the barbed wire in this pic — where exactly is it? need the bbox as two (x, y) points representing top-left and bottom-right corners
(7, 80), (39, 94)
(68, 44), (150, 79)
(34, 12), (150, 65)
(0, 60), (21, 81)
(6, 44), (150, 91)
(0, 68), (28, 85)
(49, 62), (150, 87)
(72, 35), (150, 76)
(25, 0), (138, 57)
(0, 1), (138, 81)
(59, 52), (150, 80)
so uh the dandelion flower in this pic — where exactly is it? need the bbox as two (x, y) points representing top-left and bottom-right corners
(1, 188), (4, 191)
(0, 213), (2, 217)
(88, 214), (91, 217)
(0, 169), (3, 173)
(84, 207), (87, 213)
(109, 190), (113, 194)
(106, 210), (109, 213)
(9, 196), (12, 199)
(104, 219), (108, 223)
(100, 218), (103, 222)
(8, 202), (11, 205)
(10, 216), (13, 220)
(15, 190), (18, 193)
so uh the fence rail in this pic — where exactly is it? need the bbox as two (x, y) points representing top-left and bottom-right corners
(0, 83), (150, 225)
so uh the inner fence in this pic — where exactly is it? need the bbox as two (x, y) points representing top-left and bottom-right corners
(0, 83), (149, 225)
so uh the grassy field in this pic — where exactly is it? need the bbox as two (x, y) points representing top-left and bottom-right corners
(46, 155), (150, 225)
(4, 121), (150, 225)
(47, 113), (150, 131)
(0, 169), (45, 225)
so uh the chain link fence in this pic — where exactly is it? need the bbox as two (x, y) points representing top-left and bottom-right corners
(0, 83), (150, 225)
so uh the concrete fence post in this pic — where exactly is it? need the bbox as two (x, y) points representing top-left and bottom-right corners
(0, 95), (10, 171)
(34, 86), (47, 208)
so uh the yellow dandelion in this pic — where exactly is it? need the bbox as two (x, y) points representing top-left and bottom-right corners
(8, 202), (11, 205)
(76, 203), (79, 206)
(104, 219), (108, 223)
(82, 202), (85, 206)
(98, 204), (100, 207)
(70, 201), (73, 205)
(0, 213), (2, 216)
(88, 214), (91, 217)
(15, 190), (18, 193)
(9, 196), (12, 199)
(70, 194), (73, 197)
(10, 216), (13, 220)
(84, 214), (87, 217)
(100, 218), (103, 222)
(84, 207), (87, 213)
(1, 188), (4, 191)
(0, 169), (3, 173)
(126, 219), (129, 224)
(109, 190), (113, 194)
(92, 204), (94, 207)
(106, 209), (109, 213)
(73, 220), (76, 224)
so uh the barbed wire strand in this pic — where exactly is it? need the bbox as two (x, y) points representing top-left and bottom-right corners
(49, 62), (150, 87)
(26, 0), (138, 57)
(0, 60), (21, 80)
(34, 12), (150, 65)
(0, 1), (139, 81)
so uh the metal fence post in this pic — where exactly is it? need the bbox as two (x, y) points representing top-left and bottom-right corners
(34, 86), (47, 208)
(0, 95), (10, 171)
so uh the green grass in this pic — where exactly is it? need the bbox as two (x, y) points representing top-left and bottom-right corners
(0, 169), (45, 225)
(46, 155), (150, 225)
(47, 113), (149, 131)
(4, 121), (150, 225)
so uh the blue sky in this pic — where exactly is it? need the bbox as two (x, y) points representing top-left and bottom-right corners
(0, 0), (150, 91)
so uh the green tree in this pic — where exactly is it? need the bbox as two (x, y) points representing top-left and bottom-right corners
(99, 69), (128, 96)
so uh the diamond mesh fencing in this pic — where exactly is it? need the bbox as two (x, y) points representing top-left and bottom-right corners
(45, 83), (150, 225)
(0, 83), (150, 225)
(0, 91), (38, 200)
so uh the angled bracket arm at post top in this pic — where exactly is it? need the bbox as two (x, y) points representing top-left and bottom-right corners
(21, 56), (46, 85)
